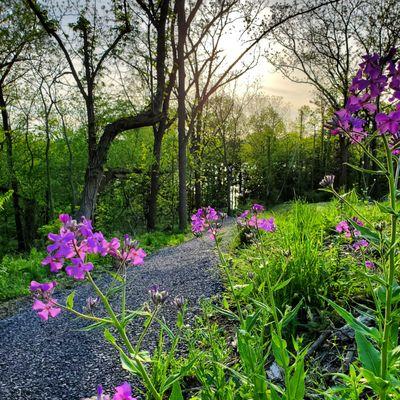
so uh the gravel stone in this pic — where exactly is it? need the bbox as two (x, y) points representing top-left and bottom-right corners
(0, 236), (223, 400)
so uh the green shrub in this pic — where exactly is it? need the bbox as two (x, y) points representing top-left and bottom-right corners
(0, 248), (48, 301)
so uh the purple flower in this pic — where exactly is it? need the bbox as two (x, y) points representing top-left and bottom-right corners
(353, 239), (369, 251)
(191, 207), (222, 239)
(113, 382), (136, 400)
(365, 260), (375, 269)
(126, 248), (146, 266)
(376, 110), (400, 135)
(346, 94), (376, 114)
(79, 217), (93, 237)
(32, 299), (61, 321)
(47, 231), (75, 259)
(252, 204), (265, 213)
(65, 258), (94, 280)
(96, 385), (110, 400)
(336, 220), (351, 238)
(352, 217), (364, 227)
(331, 109), (367, 143)
(171, 295), (185, 310)
(257, 218), (276, 232)
(30, 280), (56, 293)
(59, 214), (72, 224)
(41, 255), (64, 273)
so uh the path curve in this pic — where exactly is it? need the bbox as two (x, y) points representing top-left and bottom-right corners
(0, 237), (222, 400)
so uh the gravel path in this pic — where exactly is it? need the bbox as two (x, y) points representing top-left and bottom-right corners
(0, 236), (223, 400)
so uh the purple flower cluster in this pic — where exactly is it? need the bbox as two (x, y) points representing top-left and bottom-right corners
(96, 382), (136, 400)
(331, 49), (400, 153)
(30, 280), (61, 321)
(31, 214), (146, 320)
(237, 204), (276, 233)
(336, 218), (375, 269)
(335, 217), (364, 239)
(191, 207), (222, 240)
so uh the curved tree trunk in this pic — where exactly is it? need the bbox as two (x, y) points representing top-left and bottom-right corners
(0, 86), (25, 251)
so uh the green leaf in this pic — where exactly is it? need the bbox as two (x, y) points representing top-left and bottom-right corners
(245, 309), (262, 332)
(104, 329), (116, 346)
(78, 320), (111, 332)
(270, 386), (282, 400)
(344, 162), (385, 175)
(122, 310), (151, 327)
(348, 221), (380, 245)
(281, 300), (303, 328)
(355, 332), (381, 376)
(233, 283), (253, 296)
(324, 298), (379, 340)
(108, 271), (124, 283)
(211, 304), (240, 321)
(273, 278), (293, 292)
(361, 368), (389, 395)
(253, 299), (273, 315)
(376, 202), (397, 216)
(271, 332), (289, 368)
(169, 382), (184, 400)
(66, 290), (76, 309)
(120, 352), (140, 375)
(288, 358), (305, 400)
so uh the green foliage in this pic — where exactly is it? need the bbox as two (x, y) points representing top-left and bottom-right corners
(136, 231), (186, 254)
(0, 248), (47, 301)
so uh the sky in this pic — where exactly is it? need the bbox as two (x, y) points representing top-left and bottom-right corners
(216, 2), (314, 118)
(260, 64), (313, 110)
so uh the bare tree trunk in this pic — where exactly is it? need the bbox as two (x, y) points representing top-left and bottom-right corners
(44, 110), (54, 222)
(177, 0), (187, 231)
(147, 124), (164, 230)
(193, 111), (202, 210)
(0, 86), (25, 251)
(57, 106), (77, 214)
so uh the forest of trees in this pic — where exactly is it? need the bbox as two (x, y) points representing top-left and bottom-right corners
(1, 0), (399, 256)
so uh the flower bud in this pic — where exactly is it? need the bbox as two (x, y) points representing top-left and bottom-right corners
(171, 295), (184, 310)
(319, 174), (335, 188)
(149, 285), (169, 306)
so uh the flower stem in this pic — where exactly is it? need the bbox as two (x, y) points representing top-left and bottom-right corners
(380, 137), (397, 397)
(214, 239), (244, 324)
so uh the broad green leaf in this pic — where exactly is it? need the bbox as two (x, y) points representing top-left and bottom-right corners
(270, 386), (282, 400)
(253, 299), (273, 315)
(120, 352), (140, 375)
(355, 332), (381, 375)
(348, 221), (380, 245)
(233, 283), (254, 296)
(376, 202), (397, 216)
(271, 332), (289, 368)
(361, 368), (390, 394)
(288, 358), (305, 400)
(169, 382), (184, 400)
(66, 290), (76, 309)
(108, 271), (124, 283)
(324, 298), (379, 340)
